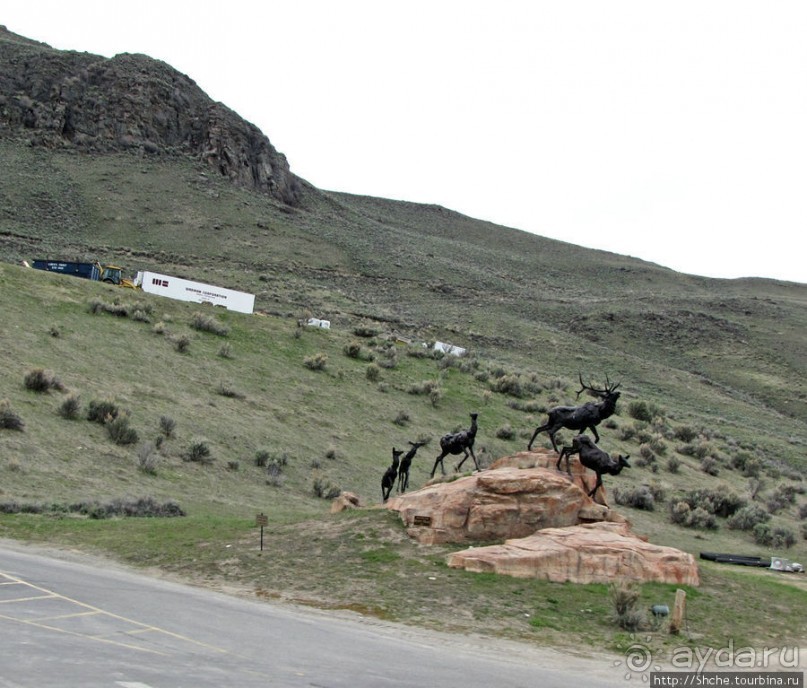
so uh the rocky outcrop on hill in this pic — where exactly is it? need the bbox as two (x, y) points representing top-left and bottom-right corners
(490, 449), (610, 503)
(385, 449), (699, 585)
(384, 459), (622, 545)
(0, 26), (303, 205)
(447, 521), (700, 585)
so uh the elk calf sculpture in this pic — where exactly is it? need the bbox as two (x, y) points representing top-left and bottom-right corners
(397, 441), (426, 494)
(382, 448), (403, 502)
(528, 374), (621, 453)
(431, 413), (479, 477)
(557, 434), (630, 499)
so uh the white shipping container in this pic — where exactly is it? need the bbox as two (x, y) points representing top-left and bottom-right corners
(134, 271), (255, 314)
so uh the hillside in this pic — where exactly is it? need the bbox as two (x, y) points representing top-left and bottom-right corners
(1, 27), (806, 650)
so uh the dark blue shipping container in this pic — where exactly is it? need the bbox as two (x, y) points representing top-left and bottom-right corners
(32, 260), (100, 281)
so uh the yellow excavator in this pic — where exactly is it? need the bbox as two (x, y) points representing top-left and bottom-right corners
(97, 263), (138, 289)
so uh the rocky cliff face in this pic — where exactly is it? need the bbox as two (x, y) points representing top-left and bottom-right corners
(0, 26), (303, 205)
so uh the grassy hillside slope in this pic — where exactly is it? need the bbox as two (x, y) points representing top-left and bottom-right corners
(2, 141), (805, 424)
(1, 262), (806, 652)
(1, 29), (806, 652)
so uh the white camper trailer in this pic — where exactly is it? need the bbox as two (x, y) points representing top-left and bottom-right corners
(134, 271), (255, 314)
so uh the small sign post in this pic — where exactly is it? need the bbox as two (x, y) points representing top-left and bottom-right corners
(256, 512), (268, 551)
(670, 589), (686, 635)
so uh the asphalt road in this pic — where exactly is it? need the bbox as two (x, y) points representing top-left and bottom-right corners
(0, 543), (624, 688)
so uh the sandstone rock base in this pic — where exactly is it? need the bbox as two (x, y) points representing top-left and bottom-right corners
(385, 463), (619, 545)
(447, 521), (700, 585)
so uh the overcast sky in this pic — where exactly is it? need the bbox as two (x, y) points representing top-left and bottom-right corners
(4, 1), (805, 283)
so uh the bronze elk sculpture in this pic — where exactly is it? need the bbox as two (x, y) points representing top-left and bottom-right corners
(528, 375), (621, 453)
(557, 434), (630, 499)
(397, 441), (426, 494)
(382, 448), (404, 502)
(431, 413), (479, 477)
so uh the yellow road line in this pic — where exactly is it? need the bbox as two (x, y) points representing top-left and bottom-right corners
(0, 611), (168, 655)
(0, 593), (58, 604)
(0, 569), (228, 655)
(35, 610), (100, 622)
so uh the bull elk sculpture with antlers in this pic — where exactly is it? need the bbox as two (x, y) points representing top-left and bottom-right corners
(528, 374), (621, 453)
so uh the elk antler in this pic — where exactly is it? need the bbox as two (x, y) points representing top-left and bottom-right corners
(576, 373), (618, 398)
(576, 372), (597, 398)
(604, 374), (621, 393)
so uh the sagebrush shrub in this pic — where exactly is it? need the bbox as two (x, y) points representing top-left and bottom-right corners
(636, 444), (656, 468)
(0, 498), (184, 518)
(58, 394), (81, 420)
(766, 484), (798, 515)
(727, 505), (770, 531)
(216, 381), (245, 399)
(87, 298), (107, 314)
(613, 485), (655, 511)
(753, 523), (796, 549)
(185, 440), (212, 464)
(137, 442), (159, 474)
(610, 582), (646, 631)
(106, 414), (139, 445)
(159, 415), (176, 438)
(190, 312), (230, 336)
(393, 410), (410, 426)
(495, 423), (516, 440)
(741, 457), (763, 478)
(377, 353), (397, 370)
(104, 302), (131, 318)
(312, 477), (341, 499)
(669, 501), (718, 530)
(173, 334), (191, 353)
(87, 399), (120, 424)
(490, 374), (524, 398)
(24, 368), (64, 393)
(408, 380), (438, 395)
(628, 400), (654, 422)
(303, 353), (328, 371)
(678, 488), (745, 518)
(673, 425), (698, 443)
(366, 363), (381, 382)
(265, 453), (288, 485)
(700, 456), (720, 476)
(343, 341), (362, 359)
(0, 400), (24, 431)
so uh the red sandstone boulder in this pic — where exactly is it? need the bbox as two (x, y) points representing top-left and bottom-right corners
(491, 449), (609, 504)
(447, 521), (700, 586)
(385, 464), (619, 545)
